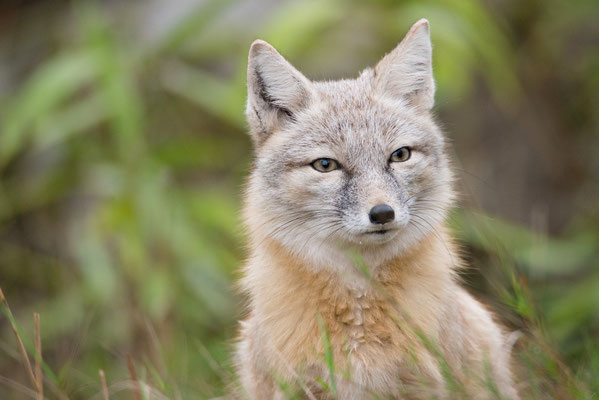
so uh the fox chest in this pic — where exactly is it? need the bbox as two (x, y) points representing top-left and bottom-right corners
(309, 291), (444, 395)
(331, 292), (395, 354)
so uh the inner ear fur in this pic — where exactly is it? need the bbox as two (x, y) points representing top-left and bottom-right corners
(374, 19), (435, 110)
(246, 40), (313, 145)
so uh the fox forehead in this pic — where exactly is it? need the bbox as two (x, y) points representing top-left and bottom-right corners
(259, 78), (444, 167)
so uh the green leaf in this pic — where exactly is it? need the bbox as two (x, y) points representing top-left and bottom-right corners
(1, 51), (97, 167)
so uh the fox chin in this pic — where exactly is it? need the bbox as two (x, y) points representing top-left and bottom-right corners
(234, 19), (519, 400)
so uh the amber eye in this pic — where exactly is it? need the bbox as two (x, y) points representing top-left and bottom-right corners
(389, 147), (411, 162)
(311, 158), (339, 172)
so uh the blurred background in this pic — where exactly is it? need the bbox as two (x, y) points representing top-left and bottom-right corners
(0, 0), (598, 398)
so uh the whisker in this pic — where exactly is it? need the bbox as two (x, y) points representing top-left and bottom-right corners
(409, 214), (458, 268)
(404, 181), (452, 204)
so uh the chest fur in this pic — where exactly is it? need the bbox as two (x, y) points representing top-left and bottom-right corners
(274, 284), (447, 397)
(245, 239), (455, 394)
(324, 284), (444, 366)
(257, 281), (447, 384)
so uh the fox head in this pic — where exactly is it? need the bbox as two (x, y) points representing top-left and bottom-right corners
(244, 19), (455, 271)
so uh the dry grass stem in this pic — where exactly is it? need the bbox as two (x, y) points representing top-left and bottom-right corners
(99, 369), (110, 400)
(0, 287), (37, 388)
(126, 354), (141, 400)
(34, 312), (43, 400)
(0, 375), (39, 398)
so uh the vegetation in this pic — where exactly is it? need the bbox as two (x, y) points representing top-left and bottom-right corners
(0, 0), (597, 398)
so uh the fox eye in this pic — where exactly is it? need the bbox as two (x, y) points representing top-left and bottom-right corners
(389, 147), (411, 163)
(311, 158), (339, 173)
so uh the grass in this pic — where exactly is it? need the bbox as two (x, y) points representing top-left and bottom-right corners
(1, 220), (597, 399)
(0, 288), (42, 399)
(1, 0), (598, 398)
(1, 249), (595, 400)
(0, 289), (164, 399)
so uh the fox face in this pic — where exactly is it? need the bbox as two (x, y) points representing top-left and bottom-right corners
(244, 20), (454, 270)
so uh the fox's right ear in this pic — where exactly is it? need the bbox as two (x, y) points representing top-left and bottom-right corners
(246, 40), (313, 145)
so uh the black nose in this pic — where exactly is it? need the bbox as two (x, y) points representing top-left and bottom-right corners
(369, 204), (395, 225)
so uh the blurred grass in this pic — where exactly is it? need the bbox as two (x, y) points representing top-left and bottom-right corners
(0, 0), (598, 398)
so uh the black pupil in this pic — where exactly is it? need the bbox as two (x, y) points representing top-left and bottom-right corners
(396, 149), (405, 158)
(321, 159), (330, 169)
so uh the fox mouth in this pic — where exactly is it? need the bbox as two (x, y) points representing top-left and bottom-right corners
(355, 227), (401, 245)
(363, 228), (395, 235)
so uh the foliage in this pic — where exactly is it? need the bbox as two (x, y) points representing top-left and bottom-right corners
(0, 0), (597, 398)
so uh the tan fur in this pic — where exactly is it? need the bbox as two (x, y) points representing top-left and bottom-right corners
(235, 19), (518, 399)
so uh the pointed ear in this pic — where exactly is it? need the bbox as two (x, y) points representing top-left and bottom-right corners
(246, 40), (313, 145)
(374, 19), (435, 110)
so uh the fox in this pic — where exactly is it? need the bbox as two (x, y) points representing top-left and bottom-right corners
(234, 19), (519, 400)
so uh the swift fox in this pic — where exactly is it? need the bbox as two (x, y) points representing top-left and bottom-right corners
(235, 19), (519, 399)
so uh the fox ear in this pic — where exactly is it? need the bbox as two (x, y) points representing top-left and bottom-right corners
(246, 40), (313, 145)
(374, 19), (435, 110)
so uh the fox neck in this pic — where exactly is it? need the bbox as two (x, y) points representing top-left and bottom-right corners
(243, 216), (459, 295)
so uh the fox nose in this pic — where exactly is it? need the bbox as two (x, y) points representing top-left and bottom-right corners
(369, 204), (395, 225)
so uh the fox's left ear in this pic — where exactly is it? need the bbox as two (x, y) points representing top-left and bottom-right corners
(374, 19), (435, 110)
